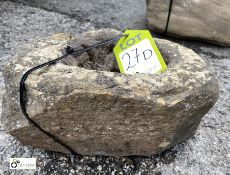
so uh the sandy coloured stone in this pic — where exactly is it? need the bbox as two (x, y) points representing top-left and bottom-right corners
(1, 29), (218, 156)
(147, 0), (230, 46)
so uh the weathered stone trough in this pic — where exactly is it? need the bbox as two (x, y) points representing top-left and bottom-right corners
(1, 29), (218, 156)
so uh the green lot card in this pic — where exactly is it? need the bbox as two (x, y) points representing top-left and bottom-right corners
(114, 30), (167, 74)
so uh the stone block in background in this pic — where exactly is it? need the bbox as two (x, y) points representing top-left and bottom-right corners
(11, 0), (147, 30)
(2, 29), (218, 156)
(147, 0), (230, 46)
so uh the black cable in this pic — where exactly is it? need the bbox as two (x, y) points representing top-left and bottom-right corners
(164, 0), (174, 35)
(19, 34), (128, 156)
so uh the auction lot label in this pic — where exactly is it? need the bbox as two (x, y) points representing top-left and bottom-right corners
(114, 30), (167, 74)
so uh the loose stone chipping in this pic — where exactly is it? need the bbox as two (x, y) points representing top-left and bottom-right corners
(1, 29), (219, 156)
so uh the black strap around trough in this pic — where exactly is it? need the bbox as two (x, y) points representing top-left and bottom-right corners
(19, 34), (128, 156)
(164, 0), (174, 35)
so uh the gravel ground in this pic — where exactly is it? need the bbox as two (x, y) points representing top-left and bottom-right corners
(10, 0), (147, 30)
(0, 1), (229, 174)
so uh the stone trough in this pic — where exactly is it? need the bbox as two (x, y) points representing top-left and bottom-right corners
(1, 29), (218, 156)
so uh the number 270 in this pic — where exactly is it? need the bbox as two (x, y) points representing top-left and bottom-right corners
(122, 48), (153, 70)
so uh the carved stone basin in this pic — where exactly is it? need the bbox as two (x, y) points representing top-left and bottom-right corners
(1, 29), (218, 156)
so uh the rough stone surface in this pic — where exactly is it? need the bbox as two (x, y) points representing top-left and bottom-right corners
(147, 0), (230, 46)
(10, 0), (147, 30)
(0, 1), (229, 174)
(2, 28), (218, 156)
